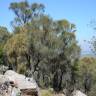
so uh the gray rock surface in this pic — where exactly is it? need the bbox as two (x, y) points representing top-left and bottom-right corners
(5, 70), (37, 90)
(0, 75), (9, 84)
(0, 70), (39, 96)
(72, 90), (87, 96)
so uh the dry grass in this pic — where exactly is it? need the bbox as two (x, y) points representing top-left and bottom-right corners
(40, 89), (53, 96)
(40, 89), (65, 96)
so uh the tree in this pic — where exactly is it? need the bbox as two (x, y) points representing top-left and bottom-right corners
(89, 20), (96, 55)
(0, 26), (10, 45)
(0, 47), (3, 65)
(9, 1), (45, 27)
(0, 26), (10, 66)
(77, 57), (96, 95)
(4, 33), (29, 72)
(50, 20), (80, 95)
(4, 1), (81, 95)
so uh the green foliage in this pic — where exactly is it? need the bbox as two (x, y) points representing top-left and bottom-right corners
(0, 26), (10, 66)
(9, 1), (45, 27)
(0, 47), (3, 65)
(77, 57), (96, 95)
(88, 84), (96, 96)
(4, 33), (29, 71)
(1, 1), (81, 96)
(0, 26), (10, 45)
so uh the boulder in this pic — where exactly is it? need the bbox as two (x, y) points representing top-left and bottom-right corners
(0, 75), (9, 84)
(4, 70), (39, 96)
(0, 70), (39, 96)
(54, 93), (65, 96)
(73, 90), (87, 96)
(4, 70), (37, 89)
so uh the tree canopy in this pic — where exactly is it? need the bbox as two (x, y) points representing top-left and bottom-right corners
(0, 1), (85, 96)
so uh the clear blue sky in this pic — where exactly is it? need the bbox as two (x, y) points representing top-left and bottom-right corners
(0, 0), (96, 53)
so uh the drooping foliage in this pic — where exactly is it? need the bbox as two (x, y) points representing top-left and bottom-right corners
(77, 57), (96, 96)
(0, 26), (10, 66)
(0, 1), (82, 96)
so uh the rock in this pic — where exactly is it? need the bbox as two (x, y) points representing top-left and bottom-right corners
(0, 82), (12, 96)
(4, 70), (39, 96)
(54, 93), (65, 96)
(4, 70), (38, 89)
(53, 90), (86, 96)
(0, 75), (9, 84)
(73, 90), (87, 96)
(0, 70), (39, 96)
(11, 87), (21, 96)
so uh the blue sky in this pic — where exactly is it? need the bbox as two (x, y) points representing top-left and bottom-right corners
(0, 0), (96, 53)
